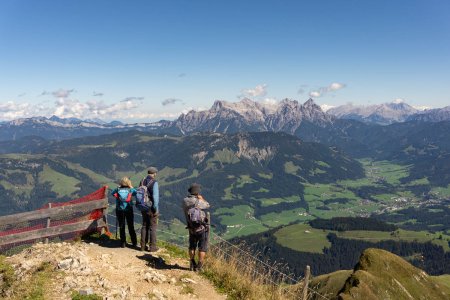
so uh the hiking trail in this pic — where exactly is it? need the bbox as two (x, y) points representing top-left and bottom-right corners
(5, 240), (226, 300)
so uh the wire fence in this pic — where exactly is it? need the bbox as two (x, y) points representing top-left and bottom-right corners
(106, 212), (331, 300)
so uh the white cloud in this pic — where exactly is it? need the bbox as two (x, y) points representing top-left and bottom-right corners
(162, 98), (183, 106)
(329, 83), (345, 91)
(320, 104), (335, 112)
(240, 84), (268, 98)
(53, 98), (88, 118)
(52, 89), (75, 99)
(309, 82), (346, 98)
(262, 97), (278, 106)
(413, 105), (431, 111)
(0, 101), (32, 120)
(122, 96), (144, 102)
(0, 101), (49, 120)
(309, 91), (322, 98)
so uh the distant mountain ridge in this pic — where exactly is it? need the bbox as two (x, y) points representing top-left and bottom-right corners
(1, 98), (450, 142)
(407, 106), (450, 122)
(0, 115), (176, 141)
(326, 101), (419, 125)
(174, 98), (334, 134)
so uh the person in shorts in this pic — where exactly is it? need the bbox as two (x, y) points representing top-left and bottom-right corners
(182, 183), (210, 271)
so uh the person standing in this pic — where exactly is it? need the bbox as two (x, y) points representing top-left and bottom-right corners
(140, 167), (160, 252)
(111, 177), (137, 248)
(182, 183), (210, 271)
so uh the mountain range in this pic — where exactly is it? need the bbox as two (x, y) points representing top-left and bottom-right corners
(326, 101), (419, 125)
(1, 98), (449, 141)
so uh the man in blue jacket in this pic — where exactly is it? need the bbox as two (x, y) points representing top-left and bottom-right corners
(140, 167), (160, 252)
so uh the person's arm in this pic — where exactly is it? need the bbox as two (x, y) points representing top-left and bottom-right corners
(111, 188), (119, 208)
(130, 188), (137, 205)
(152, 182), (159, 213)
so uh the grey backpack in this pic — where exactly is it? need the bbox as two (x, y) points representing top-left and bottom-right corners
(187, 199), (206, 231)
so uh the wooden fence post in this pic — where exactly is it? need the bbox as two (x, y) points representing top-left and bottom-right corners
(44, 203), (52, 244)
(302, 265), (310, 300)
(102, 208), (108, 235)
(102, 188), (109, 235)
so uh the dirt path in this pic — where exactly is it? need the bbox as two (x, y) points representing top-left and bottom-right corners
(7, 240), (226, 300)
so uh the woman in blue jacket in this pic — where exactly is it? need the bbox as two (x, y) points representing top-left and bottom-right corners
(111, 177), (137, 248)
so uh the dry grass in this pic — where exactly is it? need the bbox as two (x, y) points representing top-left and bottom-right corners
(7, 261), (55, 300)
(202, 242), (302, 300)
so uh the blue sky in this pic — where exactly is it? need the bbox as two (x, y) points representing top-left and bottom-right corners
(0, 0), (449, 121)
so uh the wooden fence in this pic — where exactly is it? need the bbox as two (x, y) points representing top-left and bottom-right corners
(0, 187), (109, 251)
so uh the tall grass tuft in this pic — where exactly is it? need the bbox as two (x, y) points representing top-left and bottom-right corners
(202, 241), (301, 300)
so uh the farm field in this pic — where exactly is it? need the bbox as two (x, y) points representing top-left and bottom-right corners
(274, 223), (450, 254)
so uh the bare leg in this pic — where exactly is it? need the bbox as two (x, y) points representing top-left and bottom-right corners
(189, 249), (196, 260)
(189, 249), (197, 271)
(198, 251), (206, 263)
(197, 251), (206, 271)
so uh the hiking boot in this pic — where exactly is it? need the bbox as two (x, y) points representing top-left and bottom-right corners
(189, 259), (197, 271)
(121, 242), (126, 248)
(196, 261), (203, 272)
(140, 244), (146, 252)
(149, 246), (159, 252)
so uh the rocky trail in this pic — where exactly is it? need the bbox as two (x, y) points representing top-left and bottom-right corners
(5, 240), (226, 299)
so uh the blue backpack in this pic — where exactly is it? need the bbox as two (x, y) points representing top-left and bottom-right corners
(114, 188), (132, 210)
(135, 179), (155, 212)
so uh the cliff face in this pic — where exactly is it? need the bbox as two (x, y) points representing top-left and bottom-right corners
(308, 248), (450, 300)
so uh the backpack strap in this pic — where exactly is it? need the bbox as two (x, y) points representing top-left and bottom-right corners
(145, 178), (156, 200)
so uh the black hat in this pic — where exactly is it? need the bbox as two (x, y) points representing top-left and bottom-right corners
(148, 167), (158, 174)
(188, 183), (201, 195)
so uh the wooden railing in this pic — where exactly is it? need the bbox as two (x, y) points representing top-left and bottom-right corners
(0, 191), (109, 250)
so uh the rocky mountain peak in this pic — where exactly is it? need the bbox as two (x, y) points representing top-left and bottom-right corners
(173, 97), (333, 134)
(303, 98), (317, 107)
(211, 100), (224, 111)
(328, 101), (420, 125)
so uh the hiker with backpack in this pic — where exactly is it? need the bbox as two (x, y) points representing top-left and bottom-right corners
(111, 177), (138, 248)
(182, 183), (210, 271)
(136, 167), (160, 252)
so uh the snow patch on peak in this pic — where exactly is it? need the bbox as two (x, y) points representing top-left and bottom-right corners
(392, 98), (405, 104)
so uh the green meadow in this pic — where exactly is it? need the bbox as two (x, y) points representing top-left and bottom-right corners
(38, 165), (81, 196)
(274, 223), (450, 254)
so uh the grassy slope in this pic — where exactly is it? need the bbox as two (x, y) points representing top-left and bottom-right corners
(339, 248), (450, 300)
(2, 139), (450, 243)
(309, 248), (450, 300)
(275, 223), (450, 253)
